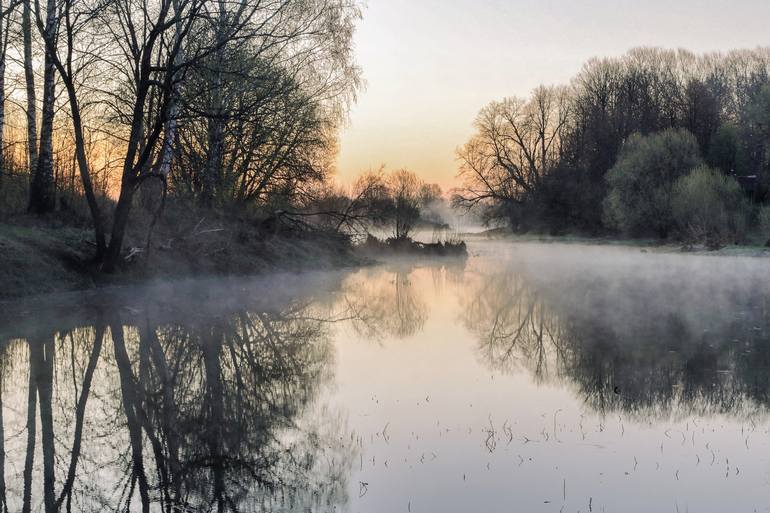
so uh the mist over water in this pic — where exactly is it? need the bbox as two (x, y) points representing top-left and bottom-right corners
(3, 241), (770, 512)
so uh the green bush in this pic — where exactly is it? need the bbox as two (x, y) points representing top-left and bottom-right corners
(755, 205), (770, 245)
(604, 128), (703, 237)
(671, 166), (749, 246)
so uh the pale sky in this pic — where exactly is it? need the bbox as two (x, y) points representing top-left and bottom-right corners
(336, 0), (770, 191)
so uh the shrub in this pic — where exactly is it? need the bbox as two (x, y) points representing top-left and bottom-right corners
(756, 205), (770, 245)
(604, 129), (703, 237)
(671, 166), (749, 246)
(0, 174), (29, 219)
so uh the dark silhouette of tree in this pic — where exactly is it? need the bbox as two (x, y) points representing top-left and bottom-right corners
(457, 48), (770, 236)
(455, 87), (570, 228)
(387, 169), (422, 240)
(21, 0), (37, 177)
(26, 0), (58, 214)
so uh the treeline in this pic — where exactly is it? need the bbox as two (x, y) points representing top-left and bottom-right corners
(0, 0), (362, 270)
(455, 47), (770, 244)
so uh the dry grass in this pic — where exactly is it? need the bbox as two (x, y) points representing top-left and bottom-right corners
(0, 200), (362, 300)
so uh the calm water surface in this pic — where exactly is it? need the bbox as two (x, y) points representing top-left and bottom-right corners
(3, 241), (770, 512)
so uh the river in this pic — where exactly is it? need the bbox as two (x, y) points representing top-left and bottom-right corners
(2, 240), (770, 512)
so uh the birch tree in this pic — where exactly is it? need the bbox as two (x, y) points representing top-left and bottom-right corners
(27, 0), (57, 213)
(21, 0), (36, 173)
(33, 0), (111, 255)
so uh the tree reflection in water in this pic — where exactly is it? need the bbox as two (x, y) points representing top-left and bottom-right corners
(5, 254), (770, 511)
(343, 266), (429, 340)
(462, 262), (770, 419)
(0, 279), (355, 512)
(340, 261), (465, 342)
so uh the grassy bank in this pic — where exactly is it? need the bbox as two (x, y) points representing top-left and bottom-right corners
(465, 227), (770, 257)
(10, 215), (769, 301)
(0, 212), (362, 300)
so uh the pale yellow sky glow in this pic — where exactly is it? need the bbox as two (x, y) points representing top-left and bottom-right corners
(336, 0), (770, 191)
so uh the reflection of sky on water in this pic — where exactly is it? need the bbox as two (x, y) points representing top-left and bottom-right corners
(3, 241), (770, 512)
(333, 242), (770, 513)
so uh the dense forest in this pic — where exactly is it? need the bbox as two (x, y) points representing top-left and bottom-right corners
(454, 47), (770, 245)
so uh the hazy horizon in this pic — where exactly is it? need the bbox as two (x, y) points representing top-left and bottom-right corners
(337, 0), (770, 191)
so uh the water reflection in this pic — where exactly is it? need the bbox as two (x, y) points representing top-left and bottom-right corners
(343, 266), (429, 340)
(463, 248), (770, 418)
(0, 277), (355, 512)
(343, 263), (466, 341)
(4, 246), (770, 512)
(464, 270), (562, 380)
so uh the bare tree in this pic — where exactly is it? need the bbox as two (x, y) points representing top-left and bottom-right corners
(155, 0), (184, 181)
(174, 0), (361, 209)
(99, 0), (205, 270)
(454, 86), (570, 213)
(387, 169), (421, 240)
(2, 0), (362, 269)
(101, 0), (360, 269)
(32, 0), (110, 254)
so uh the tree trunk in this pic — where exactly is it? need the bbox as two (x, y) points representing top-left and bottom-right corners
(202, 110), (224, 206)
(157, 0), (183, 180)
(68, 87), (107, 258)
(201, 8), (227, 207)
(37, 0), (107, 256)
(105, 67), (149, 271)
(0, 62), (5, 185)
(104, 182), (135, 271)
(28, 0), (57, 214)
(22, 0), (37, 173)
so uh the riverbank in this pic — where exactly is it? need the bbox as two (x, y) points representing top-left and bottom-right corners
(0, 215), (362, 300)
(465, 227), (770, 257)
(7, 218), (769, 301)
